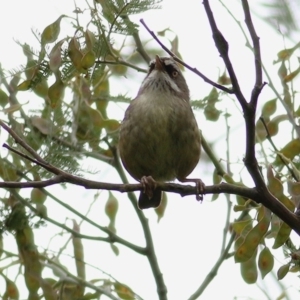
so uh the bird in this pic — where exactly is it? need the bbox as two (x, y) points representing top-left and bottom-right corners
(119, 55), (203, 209)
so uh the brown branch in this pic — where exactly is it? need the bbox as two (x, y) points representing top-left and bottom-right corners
(241, 0), (265, 107)
(3, 170), (300, 233)
(202, 0), (247, 108)
(2, 118), (300, 235)
(3, 143), (51, 170)
(139, 18), (233, 94)
(200, 0), (300, 238)
(0, 120), (52, 167)
(96, 59), (147, 73)
(132, 28), (151, 63)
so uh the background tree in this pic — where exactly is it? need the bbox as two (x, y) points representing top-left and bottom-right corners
(0, 0), (300, 299)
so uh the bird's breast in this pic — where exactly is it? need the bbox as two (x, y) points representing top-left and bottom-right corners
(119, 92), (200, 182)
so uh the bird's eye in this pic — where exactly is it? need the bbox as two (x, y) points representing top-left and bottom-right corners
(172, 71), (178, 77)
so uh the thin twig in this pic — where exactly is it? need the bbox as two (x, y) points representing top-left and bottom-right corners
(260, 117), (298, 181)
(188, 211), (249, 300)
(11, 190), (146, 255)
(202, 1), (247, 107)
(1, 100), (300, 236)
(241, 0), (264, 107)
(220, 114), (233, 252)
(3, 143), (50, 169)
(41, 255), (120, 300)
(139, 18), (233, 94)
(110, 142), (168, 300)
(96, 59), (147, 73)
(188, 223), (237, 299)
(132, 27), (151, 63)
(218, 0), (300, 139)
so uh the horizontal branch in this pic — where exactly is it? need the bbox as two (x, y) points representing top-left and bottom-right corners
(3, 175), (300, 234)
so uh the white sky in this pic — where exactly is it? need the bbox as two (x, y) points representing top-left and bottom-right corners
(1, 0), (300, 299)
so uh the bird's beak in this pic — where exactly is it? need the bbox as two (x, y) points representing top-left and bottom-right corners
(155, 55), (164, 71)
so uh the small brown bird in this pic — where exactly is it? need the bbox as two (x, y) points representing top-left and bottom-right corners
(119, 55), (202, 209)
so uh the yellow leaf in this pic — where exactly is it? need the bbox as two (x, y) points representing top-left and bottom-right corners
(235, 206), (271, 263)
(31, 188), (47, 204)
(0, 88), (8, 107)
(273, 222), (291, 249)
(17, 80), (31, 91)
(240, 249), (258, 284)
(41, 15), (65, 46)
(68, 37), (84, 72)
(81, 50), (96, 69)
(274, 42), (300, 63)
(277, 263), (290, 280)
(85, 29), (96, 50)
(274, 139), (300, 165)
(49, 39), (65, 72)
(258, 247), (274, 279)
(284, 66), (300, 82)
(48, 73), (65, 107)
(105, 192), (118, 222)
(155, 192), (167, 222)
(114, 282), (135, 300)
(261, 99), (277, 118)
(4, 276), (19, 299)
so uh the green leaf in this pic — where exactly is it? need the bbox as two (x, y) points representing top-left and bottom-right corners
(17, 80), (31, 91)
(85, 29), (96, 50)
(155, 191), (167, 222)
(49, 39), (65, 72)
(273, 222), (292, 249)
(114, 282), (135, 300)
(235, 206), (271, 263)
(0, 89), (8, 107)
(48, 72), (65, 107)
(261, 99), (277, 118)
(68, 37), (84, 72)
(277, 263), (290, 280)
(81, 50), (96, 69)
(274, 42), (300, 63)
(41, 15), (65, 46)
(274, 139), (300, 166)
(258, 247), (274, 279)
(105, 192), (119, 223)
(240, 249), (258, 284)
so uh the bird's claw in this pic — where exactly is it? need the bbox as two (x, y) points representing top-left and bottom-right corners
(141, 176), (157, 199)
(195, 179), (205, 201)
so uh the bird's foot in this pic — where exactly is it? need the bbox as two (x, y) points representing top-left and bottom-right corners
(140, 175), (157, 199)
(138, 176), (162, 209)
(180, 178), (205, 202)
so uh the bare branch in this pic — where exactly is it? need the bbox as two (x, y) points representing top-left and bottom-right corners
(139, 18), (233, 94)
(202, 0), (247, 108)
(96, 59), (147, 73)
(12, 191), (146, 255)
(241, 0), (264, 107)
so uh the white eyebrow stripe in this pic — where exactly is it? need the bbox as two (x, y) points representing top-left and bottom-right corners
(163, 59), (174, 66)
(149, 59), (155, 65)
(141, 70), (181, 93)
